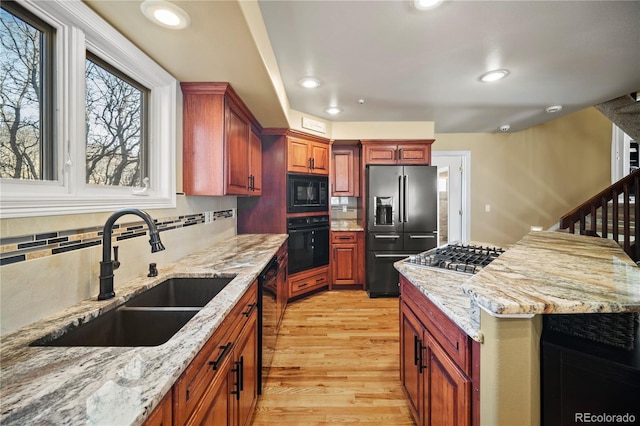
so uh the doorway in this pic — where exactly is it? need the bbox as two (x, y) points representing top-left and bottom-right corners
(432, 152), (471, 245)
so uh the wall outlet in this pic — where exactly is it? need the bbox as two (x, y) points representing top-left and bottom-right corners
(485, 204), (491, 213)
(342, 205), (348, 212)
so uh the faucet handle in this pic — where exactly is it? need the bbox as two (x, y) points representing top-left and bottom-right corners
(113, 246), (120, 270)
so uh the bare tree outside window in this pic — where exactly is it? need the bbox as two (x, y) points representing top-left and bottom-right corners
(0, 5), (48, 180)
(85, 56), (147, 187)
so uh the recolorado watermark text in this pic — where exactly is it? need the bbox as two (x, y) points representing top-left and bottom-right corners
(575, 413), (637, 423)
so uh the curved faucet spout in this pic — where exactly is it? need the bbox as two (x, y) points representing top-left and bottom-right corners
(98, 208), (165, 300)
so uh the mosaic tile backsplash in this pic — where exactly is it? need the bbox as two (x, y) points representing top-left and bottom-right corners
(0, 210), (234, 266)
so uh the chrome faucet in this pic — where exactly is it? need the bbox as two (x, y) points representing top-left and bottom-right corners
(98, 208), (165, 300)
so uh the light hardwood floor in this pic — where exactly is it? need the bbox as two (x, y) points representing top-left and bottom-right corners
(252, 290), (414, 425)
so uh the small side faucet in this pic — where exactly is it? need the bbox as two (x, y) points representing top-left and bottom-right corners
(98, 208), (165, 300)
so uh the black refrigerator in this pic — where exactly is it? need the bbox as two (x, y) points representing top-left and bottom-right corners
(366, 165), (438, 297)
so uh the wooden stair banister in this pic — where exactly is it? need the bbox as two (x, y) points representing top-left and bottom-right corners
(558, 169), (639, 261)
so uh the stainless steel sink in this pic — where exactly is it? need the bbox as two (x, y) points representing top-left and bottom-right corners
(30, 276), (235, 347)
(31, 307), (199, 347)
(124, 277), (234, 307)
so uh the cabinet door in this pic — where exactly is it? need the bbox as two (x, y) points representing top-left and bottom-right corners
(225, 101), (250, 195)
(248, 130), (262, 195)
(235, 309), (258, 426)
(309, 141), (329, 175)
(398, 144), (430, 165)
(425, 333), (471, 426)
(142, 392), (172, 426)
(364, 143), (398, 164)
(186, 350), (233, 426)
(287, 138), (312, 173)
(401, 302), (425, 425)
(332, 147), (359, 196)
(332, 244), (358, 284)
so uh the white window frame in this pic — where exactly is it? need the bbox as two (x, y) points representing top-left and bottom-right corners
(0, 0), (176, 219)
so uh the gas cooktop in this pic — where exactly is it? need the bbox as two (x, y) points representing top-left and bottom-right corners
(406, 243), (505, 275)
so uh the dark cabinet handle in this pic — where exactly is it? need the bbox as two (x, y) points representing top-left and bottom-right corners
(413, 335), (420, 366)
(231, 361), (241, 401)
(311, 158), (315, 169)
(209, 342), (232, 371)
(419, 342), (427, 373)
(238, 355), (244, 392)
(242, 302), (257, 317)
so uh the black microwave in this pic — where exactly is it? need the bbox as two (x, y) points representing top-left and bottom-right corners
(286, 173), (329, 213)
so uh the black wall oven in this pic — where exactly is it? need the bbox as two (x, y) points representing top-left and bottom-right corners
(287, 215), (330, 274)
(286, 173), (329, 213)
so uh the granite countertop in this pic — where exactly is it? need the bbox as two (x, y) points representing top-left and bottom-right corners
(331, 219), (364, 231)
(396, 231), (640, 343)
(463, 231), (640, 316)
(0, 234), (287, 426)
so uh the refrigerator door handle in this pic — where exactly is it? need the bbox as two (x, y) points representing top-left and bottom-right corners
(373, 234), (401, 239)
(403, 174), (408, 223)
(398, 175), (403, 224)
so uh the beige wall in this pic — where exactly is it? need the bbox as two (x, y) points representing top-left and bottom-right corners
(434, 107), (612, 247)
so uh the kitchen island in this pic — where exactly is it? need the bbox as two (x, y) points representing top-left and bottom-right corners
(395, 231), (640, 425)
(0, 234), (287, 425)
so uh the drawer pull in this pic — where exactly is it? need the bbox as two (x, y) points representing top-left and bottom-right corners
(209, 342), (233, 371)
(242, 303), (257, 317)
(298, 283), (308, 288)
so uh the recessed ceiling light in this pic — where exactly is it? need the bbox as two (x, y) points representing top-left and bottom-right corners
(413, 0), (445, 10)
(545, 105), (563, 113)
(298, 77), (321, 89)
(324, 107), (343, 115)
(141, 0), (191, 30)
(479, 69), (510, 83)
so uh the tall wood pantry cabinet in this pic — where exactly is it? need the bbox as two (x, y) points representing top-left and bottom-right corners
(181, 82), (262, 196)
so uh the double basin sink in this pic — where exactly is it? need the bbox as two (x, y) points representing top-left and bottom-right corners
(31, 277), (235, 347)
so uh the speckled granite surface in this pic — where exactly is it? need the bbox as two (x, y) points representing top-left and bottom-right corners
(396, 232), (640, 343)
(331, 219), (364, 231)
(463, 231), (640, 316)
(0, 234), (287, 426)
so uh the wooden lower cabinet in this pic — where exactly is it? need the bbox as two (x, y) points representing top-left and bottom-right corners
(330, 231), (364, 289)
(288, 266), (329, 299)
(172, 281), (258, 426)
(143, 392), (172, 426)
(400, 275), (478, 426)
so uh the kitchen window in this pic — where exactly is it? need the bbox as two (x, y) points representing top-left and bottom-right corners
(0, 0), (176, 219)
(85, 53), (148, 187)
(0, 2), (55, 181)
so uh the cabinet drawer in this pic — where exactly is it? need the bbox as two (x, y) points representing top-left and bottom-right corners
(331, 232), (358, 243)
(289, 269), (329, 297)
(173, 282), (257, 425)
(400, 276), (471, 374)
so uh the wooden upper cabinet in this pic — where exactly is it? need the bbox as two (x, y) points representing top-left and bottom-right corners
(181, 82), (262, 196)
(331, 145), (360, 197)
(249, 130), (262, 195)
(361, 140), (434, 165)
(287, 135), (329, 175)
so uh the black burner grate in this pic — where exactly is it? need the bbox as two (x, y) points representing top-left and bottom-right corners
(407, 243), (505, 274)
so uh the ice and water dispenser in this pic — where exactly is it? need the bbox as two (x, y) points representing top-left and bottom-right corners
(374, 197), (393, 225)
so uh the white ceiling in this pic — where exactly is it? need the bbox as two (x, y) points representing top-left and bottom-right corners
(85, 0), (640, 133)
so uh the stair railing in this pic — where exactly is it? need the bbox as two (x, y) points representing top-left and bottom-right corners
(558, 169), (639, 261)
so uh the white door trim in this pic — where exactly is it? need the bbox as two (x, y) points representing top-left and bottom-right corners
(432, 151), (471, 243)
